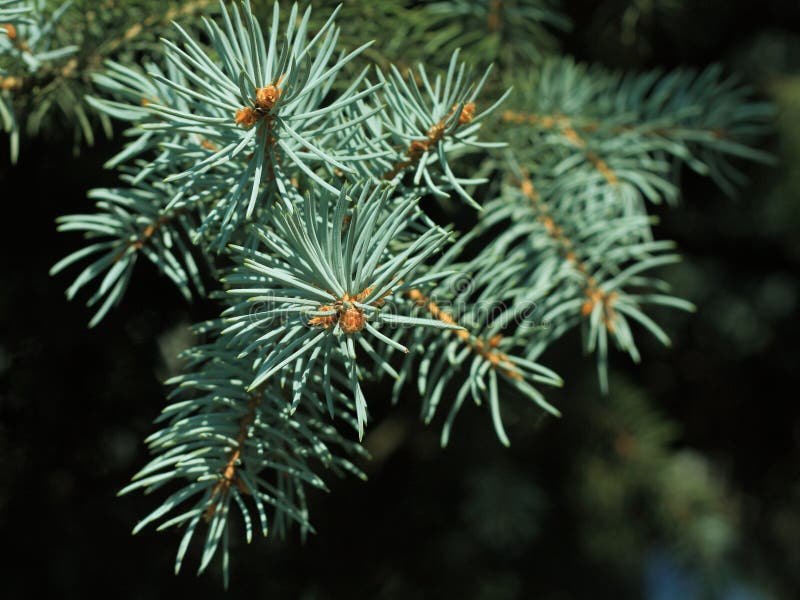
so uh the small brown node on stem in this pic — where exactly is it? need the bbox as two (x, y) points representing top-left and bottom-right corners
(0, 76), (22, 91)
(563, 127), (585, 147)
(203, 391), (262, 522)
(405, 289), (523, 380)
(1, 23), (17, 39)
(339, 305), (366, 334)
(307, 304), (336, 329)
(235, 106), (259, 129)
(255, 83), (281, 112)
(520, 177), (539, 202)
(235, 75), (284, 129)
(487, 0), (502, 32)
(581, 288), (619, 332)
(307, 288), (384, 334)
(587, 152), (619, 185)
(427, 122), (445, 142)
(383, 101), (477, 179)
(458, 102), (476, 125)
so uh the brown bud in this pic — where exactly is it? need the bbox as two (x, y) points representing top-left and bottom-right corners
(1, 23), (17, 40)
(255, 84), (281, 111)
(235, 106), (259, 129)
(339, 306), (366, 334)
(458, 102), (476, 125)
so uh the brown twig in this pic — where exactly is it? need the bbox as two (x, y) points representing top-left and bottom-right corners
(487, 0), (503, 33)
(404, 289), (522, 380)
(203, 390), (264, 522)
(112, 207), (187, 263)
(503, 110), (620, 186)
(518, 175), (619, 332)
(383, 102), (476, 180)
(502, 109), (729, 185)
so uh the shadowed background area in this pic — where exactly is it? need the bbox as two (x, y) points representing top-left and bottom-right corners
(1, 1), (799, 598)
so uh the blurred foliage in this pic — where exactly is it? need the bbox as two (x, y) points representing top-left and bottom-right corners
(0, 0), (217, 154)
(570, 376), (739, 575)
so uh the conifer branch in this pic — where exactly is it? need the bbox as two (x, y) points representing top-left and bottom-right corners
(36, 0), (771, 584)
(203, 387), (263, 524)
(405, 288), (523, 381)
(516, 174), (620, 332)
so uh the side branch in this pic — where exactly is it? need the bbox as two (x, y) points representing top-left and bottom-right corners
(3, 1), (216, 97)
(203, 389), (264, 522)
(113, 207), (188, 263)
(502, 108), (721, 137)
(518, 176), (619, 332)
(405, 288), (522, 380)
(503, 108), (733, 183)
(383, 102), (476, 180)
(503, 110), (618, 185)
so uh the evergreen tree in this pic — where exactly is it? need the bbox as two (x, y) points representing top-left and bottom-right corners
(1, 0), (775, 588)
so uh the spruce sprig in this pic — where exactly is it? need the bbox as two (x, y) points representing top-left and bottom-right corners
(39, 0), (773, 585)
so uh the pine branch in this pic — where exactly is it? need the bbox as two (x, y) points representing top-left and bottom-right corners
(219, 182), (457, 439)
(40, 0), (773, 585)
(476, 163), (693, 392)
(123, 337), (366, 587)
(50, 169), (209, 326)
(506, 57), (774, 200)
(405, 287), (524, 382)
(412, 0), (571, 70)
(376, 49), (511, 208)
